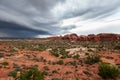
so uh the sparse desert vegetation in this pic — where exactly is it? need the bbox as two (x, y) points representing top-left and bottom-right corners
(0, 36), (120, 80)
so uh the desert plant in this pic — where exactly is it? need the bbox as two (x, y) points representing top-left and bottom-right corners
(83, 70), (92, 76)
(0, 53), (4, 58)
(65, 71), (72, 75)
(42, 71), (48, 76)
(38, 43), (46, 51)
(56, 60), (64, 65)
(98, 62), (120, 79)
(52, 69), (58, 74)
(13, 63), (20, 68)
(9, 66), (44, 80)
(75, 77), (80, 80)
(1, 61), (9, 66)
(69, 61), (77, 67)
(114, 44), (120, 50)
(8, 70), (17, 78)
(59, 48), (69, 59)
(73, 54), (80, 60)
(85, 55), (100, 65)
(50, 48), (59, 57)
(33, 57), (40, 62)
(9, 46), (18, 52)
(50, 48), (69, 58)
(13, 63), (22, 71)
(43, 66), (49, 70)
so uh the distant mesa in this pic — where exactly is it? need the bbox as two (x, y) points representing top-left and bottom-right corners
(47, 33), (120, 42)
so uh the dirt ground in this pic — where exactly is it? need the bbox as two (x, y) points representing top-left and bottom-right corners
(0, 43), (119, 80)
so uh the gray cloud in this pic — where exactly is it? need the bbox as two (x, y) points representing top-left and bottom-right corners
(79, 25), (120, 35)
(53, 0), (120, 20)
(0, 0), (120, 38)
(0, 20), (50, 38)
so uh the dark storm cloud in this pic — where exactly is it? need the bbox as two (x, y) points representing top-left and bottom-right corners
(0, 20), (50, 38)
(0, 0), (64, 37)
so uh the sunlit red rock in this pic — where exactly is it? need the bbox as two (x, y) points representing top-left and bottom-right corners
(79, 35), (88, 41)
(62, 33), (79, 41)
(48, 33), (120, 42)
(97, 33), (119, 42)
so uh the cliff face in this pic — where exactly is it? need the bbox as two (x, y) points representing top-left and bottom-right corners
(48, 33), (120, 42)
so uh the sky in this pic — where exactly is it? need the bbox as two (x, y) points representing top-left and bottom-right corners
(0, 0), (120, 38)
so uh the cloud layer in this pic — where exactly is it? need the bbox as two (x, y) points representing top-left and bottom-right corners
(0, 0), (120, 38)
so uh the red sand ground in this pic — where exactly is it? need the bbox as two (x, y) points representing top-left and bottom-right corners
(0, 44), (119, 80)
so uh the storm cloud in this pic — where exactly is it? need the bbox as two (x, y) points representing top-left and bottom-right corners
(0, 0), (120, 38)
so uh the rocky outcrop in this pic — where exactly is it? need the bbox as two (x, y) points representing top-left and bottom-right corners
(88, 34), (100, 42)
(48, 33), (120, 42)
(62, 34), (79, 41)
(79, 35), (88, 41)
(97, 33), (120, 42)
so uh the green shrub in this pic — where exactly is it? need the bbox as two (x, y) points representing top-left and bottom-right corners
(38, 43), (46, 51)
(13, 63), (22, 71)
(13, 63), (20, 68)
(69, 61), (77, 67)
(56, 60), (64, 65)
(98, 62), (120, 79)
(9, 67), (44, 80)
(73, 54), (80, 60)
(65, 71), (72, 75)
(83, 70), (92, 76)
(8, 71), (17, 78)
(52, 69), (58, 74)
(0, 53), (4, 58)
(50, 48), (69, 58)
(33, 57), (40, 62)
(9, 46), (18, 52)
(59, 48), (69, 59)
(114, 45), (120, 50)
(0, 65), (2, 68)
(85, 55), (100, 65)
(42, 71), (48, 75)
(75, 77), (80, 80)
(1, 61), (9, 66)
(50, 48), (59, 57)
(43, 66), (49, 70)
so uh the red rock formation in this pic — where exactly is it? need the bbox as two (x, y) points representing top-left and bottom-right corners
(97, 33), (119, 42)
(62, 34), (79, 41)
(48, 33), (120, 42)
(79, 35), (88, 41)
(87, 34), (100, 42)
